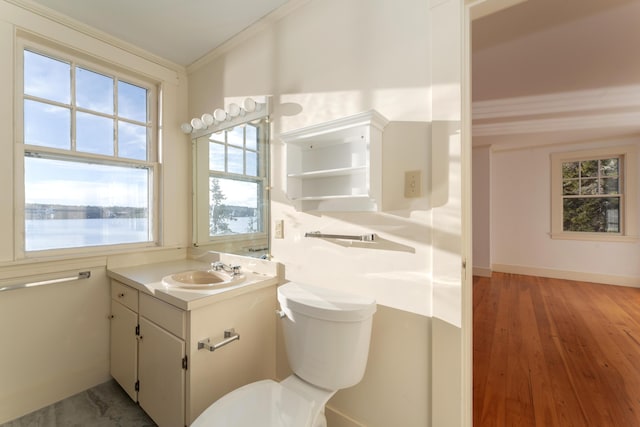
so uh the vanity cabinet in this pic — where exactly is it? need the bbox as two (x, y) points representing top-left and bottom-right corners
(282, 110), (388, 211)
(110, 281), (186, 427)
(109, 271), (277, 427)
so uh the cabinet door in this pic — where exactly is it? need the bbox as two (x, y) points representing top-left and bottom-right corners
(138, 317), (185, 427)
(110, 300), (138, 401)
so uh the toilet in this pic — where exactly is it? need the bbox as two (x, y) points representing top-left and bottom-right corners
(191, 281), (377, 427)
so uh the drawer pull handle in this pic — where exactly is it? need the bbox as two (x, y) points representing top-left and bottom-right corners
(198, 329), (240, 352)
(117, 292), (125, 298)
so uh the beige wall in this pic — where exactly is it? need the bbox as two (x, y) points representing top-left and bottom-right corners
(488, 138), (640, 284)
(0, 1), (190, 423)
(471, 0), (640, 285)
(0, 0), (474, 425)
(188, 0), (433, 425)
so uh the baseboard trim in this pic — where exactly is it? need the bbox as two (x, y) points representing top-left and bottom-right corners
(491, 264), (640, 288)
(325, 405), (366, 427)
(473, 267), (492, 277)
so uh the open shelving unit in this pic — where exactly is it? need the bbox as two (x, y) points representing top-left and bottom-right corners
(281, 110), (388, 211)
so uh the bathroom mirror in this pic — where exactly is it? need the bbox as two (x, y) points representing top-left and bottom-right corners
(192, 117), (270, 258)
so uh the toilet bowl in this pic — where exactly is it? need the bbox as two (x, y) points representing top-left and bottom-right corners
(191, 282), (376, 427)
(190, 377), (333, 427)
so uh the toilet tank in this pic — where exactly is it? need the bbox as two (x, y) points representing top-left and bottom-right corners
(277, 282), (376, 390)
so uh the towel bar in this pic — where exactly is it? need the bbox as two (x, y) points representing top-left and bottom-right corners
(198, 329), (240, 352)
(0, 271), (91, 293)
(304, 231), (375, 242)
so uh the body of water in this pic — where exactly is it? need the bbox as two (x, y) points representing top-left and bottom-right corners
(26, 218), (150, 251)
(25, 216), (258, 251)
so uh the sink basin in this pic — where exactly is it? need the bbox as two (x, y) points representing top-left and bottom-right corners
(162, 270), (246, 289)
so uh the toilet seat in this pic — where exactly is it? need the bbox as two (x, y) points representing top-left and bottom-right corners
(190, 378), (333, 427)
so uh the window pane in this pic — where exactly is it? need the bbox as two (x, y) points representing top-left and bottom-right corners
(209, 142), (225, 171)
(562, 161), (579, 179)
(246, 151), (258, 177)
(563, 197), (620, 233)
(118, 122), (147, 160)
(209, 177), (261, 236)
(563, 179), (578, 196)
(227, 146), (244, 174)
(600, 158), (619, 177)
(228, 127), (244, 147)
(601, 178), (619, 194)
(25, 156), (151, 251)
(580, 160), (598, 177)
(118, 81), (147, 123)
(77, 112), (114, 155)
(24, 50), (70, 104)
(245, 125), (257, 151)
(24, 99), (71, 149)
(580, 178), (598, 195)
(76, 67), (113, 114)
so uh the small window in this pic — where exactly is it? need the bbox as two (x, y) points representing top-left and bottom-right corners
(19, 45), (157, 254)
(551, 145), (637, 241)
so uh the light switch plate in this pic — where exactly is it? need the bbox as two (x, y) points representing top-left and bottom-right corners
(274, 219), (284, 239)
(404, 170), (421, 198)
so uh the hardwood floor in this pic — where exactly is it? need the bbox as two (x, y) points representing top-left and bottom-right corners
(473, 273), (640, 427)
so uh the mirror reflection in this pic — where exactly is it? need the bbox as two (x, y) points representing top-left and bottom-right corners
(192, 118), (270, 258)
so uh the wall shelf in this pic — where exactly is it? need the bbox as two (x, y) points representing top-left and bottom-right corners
(281, 110), (388, 211)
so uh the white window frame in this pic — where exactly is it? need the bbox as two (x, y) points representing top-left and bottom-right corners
(550, 144), (638, 242)
(14, 37), (160, 258)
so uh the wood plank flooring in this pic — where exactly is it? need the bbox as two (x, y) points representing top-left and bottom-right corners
(473, 273), (640, 427)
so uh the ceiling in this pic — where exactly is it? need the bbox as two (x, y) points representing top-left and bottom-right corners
(472, 0), (640, 147)
(27, 0), (292, 66)
(20, 0), (640, 147)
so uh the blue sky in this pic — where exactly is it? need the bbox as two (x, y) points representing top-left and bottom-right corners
(24, 50), (149, 208)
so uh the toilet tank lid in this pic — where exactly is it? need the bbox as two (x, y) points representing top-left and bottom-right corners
(277, 282), (376, 322)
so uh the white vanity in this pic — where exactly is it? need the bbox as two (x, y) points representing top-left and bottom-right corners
(107, 254), (281, 427)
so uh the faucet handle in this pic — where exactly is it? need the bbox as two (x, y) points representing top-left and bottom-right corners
(231, 265), (241, 275)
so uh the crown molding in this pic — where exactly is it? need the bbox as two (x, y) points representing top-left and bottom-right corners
(5, 0), (186, 75)
(473, 111), (640, 137)
(473, 85), (640, 120)
(472, 85), (640, 138)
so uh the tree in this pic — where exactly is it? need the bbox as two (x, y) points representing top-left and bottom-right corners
(563, 197), (619, 233)
(209, 178), (236, 235)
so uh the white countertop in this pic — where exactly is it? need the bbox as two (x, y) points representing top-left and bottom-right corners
(107, 259), (280, 311)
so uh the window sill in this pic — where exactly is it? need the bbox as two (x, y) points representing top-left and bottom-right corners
(550, 232), (638, 243)
(194, 232), (268, 247)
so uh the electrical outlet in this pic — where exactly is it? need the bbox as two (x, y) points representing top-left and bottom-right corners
(404, 170), (421, 198)
(274, 219), (284, 239)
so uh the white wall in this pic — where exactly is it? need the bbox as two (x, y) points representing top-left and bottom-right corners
(472, 146), (491, 276)
(0, 2), (190, 423)
(490, 138), (640, 284)
(188, 0), (433, 425)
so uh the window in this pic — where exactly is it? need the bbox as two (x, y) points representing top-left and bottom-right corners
(191, 114), (269, 251)
(207, 123), (267, 238)
(18, 44), (157, 253)
(551, 145), (637, 241)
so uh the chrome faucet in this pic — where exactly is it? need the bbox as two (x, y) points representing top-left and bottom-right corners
(210, 261), (241, 276)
